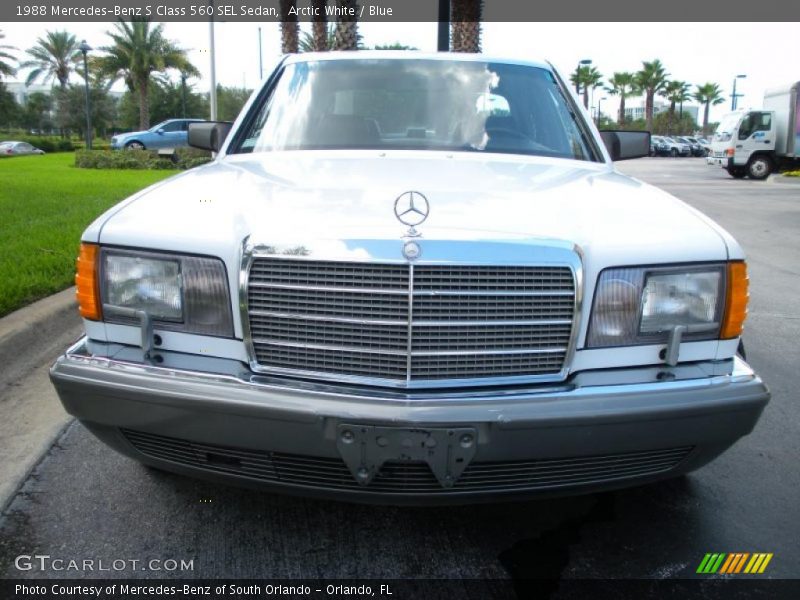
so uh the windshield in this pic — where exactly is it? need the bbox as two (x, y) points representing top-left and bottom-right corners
(714, 114), (742, 142)
(149, 121), (169, 132)
(232, 59), (597, 161)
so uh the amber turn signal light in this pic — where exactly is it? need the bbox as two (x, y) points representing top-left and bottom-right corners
(721, 261), (748, 339)
(75, 243), (102, 320)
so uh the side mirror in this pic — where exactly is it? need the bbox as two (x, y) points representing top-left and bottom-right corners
(188, 122), (233, 152)
(599, 130), (651, 161)
(156, 129), (165, 135)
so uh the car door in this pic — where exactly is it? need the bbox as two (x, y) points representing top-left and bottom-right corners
(737, 112), (775, 162)
(156, 121), (184, 149)
(174, 121), (191, 148)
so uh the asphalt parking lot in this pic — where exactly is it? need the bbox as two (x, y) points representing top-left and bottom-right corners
(0, 158), (798, 593)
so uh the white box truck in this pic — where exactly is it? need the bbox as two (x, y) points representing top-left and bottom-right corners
(707, 81), (800, 179)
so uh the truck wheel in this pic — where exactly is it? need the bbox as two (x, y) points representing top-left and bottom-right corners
(747, 155), (772, 180)
(726, 166), (747, 179)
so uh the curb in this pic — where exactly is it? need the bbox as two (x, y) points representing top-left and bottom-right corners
(0, 287), (80, 386)
(0, 287), (82, 513)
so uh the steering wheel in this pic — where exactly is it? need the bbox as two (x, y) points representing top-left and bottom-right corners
(485, 127), (534, 144)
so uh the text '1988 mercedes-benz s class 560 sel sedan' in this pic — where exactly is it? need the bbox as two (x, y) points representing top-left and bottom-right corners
(50, 53), (769, 504)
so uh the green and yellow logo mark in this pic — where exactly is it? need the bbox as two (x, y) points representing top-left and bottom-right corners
(697, 553), (773, 574)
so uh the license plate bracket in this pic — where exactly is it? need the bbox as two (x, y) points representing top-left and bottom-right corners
(336, 425), (478, 488)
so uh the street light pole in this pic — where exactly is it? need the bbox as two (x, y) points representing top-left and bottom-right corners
(208, 1), (217, 121)
(180, 72), (187, 118)
(79, 40), (92, 150)
(731, 74), (746, 110)
(597, 96), (607, 123)
(437, 0), (450, 52)
(258, 26), (263, 80)
(575, 58), (592, 94)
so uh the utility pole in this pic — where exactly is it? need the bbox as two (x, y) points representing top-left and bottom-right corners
(258, 26), (263, 80)
(437, 0), (450, 52)
(209, 0), (218, 120)
(79, 40), (92, 150)
(731, 74), (746, 111)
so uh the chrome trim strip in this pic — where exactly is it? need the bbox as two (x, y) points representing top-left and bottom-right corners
(411, 319), (574, 327)
(241, 364), (572, 389)
(253, 338), (567, 357)
(248, 310), (407, 326)
(249, 310), (573, 328)
(249, 281), (574, 297)
(406, 263), (414, 383)
(58, 338), (760, 403)
(249, 282), (409, 294)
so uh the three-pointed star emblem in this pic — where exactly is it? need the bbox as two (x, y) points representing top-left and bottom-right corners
(393, 191), (430, 227)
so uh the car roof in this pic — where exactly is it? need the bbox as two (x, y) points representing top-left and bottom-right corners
(283, 51), (551, 71)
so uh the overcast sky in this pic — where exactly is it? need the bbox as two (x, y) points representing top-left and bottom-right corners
(2, 21), (795, 123)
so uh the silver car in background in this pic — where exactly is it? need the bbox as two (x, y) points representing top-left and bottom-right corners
(0, 141), (45, 156)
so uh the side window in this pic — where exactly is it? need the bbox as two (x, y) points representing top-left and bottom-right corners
(737, 115), (753, 140)
(754, 113), (771, 133)
(161, 121), (181, 132)
(739, 113), (771, 140)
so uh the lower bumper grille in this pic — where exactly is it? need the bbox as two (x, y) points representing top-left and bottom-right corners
(122, 429), (693, 495)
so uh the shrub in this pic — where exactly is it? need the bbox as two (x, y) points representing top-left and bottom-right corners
(74, 147), (212, 171)
(75, 149), (167, 170)
(785, 170), (800, 178)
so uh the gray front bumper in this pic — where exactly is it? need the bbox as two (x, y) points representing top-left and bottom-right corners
(50, 338), (770, 504)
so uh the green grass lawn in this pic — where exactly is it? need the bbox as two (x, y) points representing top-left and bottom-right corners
(0, 153), (177, 317)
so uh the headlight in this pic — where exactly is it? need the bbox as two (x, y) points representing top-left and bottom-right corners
(587, 265), (725, 348)
(101, 249), (233, 337)
(105, 254), (182, 320)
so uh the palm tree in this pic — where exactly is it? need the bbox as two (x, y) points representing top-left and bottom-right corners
(605, 72), (638, 126)
(660, 80), (691, 133)
(332, 0), (360, 50)
(311, 0), (328, 51)
(634, 59), (669, 132)
(300, 25), (335, 52)
(694, 82), (725, 137)
(450, 0), (482, 52)
(0, 30), (16, 80)
(570, 65), (603, 110)
(97, 19), (197, 130)
(21, 30), (80, 88)
(279, 0), (299, 53)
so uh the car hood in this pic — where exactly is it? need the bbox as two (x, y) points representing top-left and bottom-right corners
(114, 130), (149, 139)
(88, 151), (734, 269)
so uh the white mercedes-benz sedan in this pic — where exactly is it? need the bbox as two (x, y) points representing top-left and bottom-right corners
(50, 52), (769, 504)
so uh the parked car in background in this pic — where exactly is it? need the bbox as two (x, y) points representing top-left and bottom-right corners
(684, 136), (711, 156)
(0, 141), (46, 156)
(675, 136), (705, 157)
(110, 119), (207, 150)
(650, 136), (672, 157)
(662, 136), (692, 157)
(50, 52), (769, 504)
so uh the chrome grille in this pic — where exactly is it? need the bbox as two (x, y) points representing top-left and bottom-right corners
(247, 258), (576, 386)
